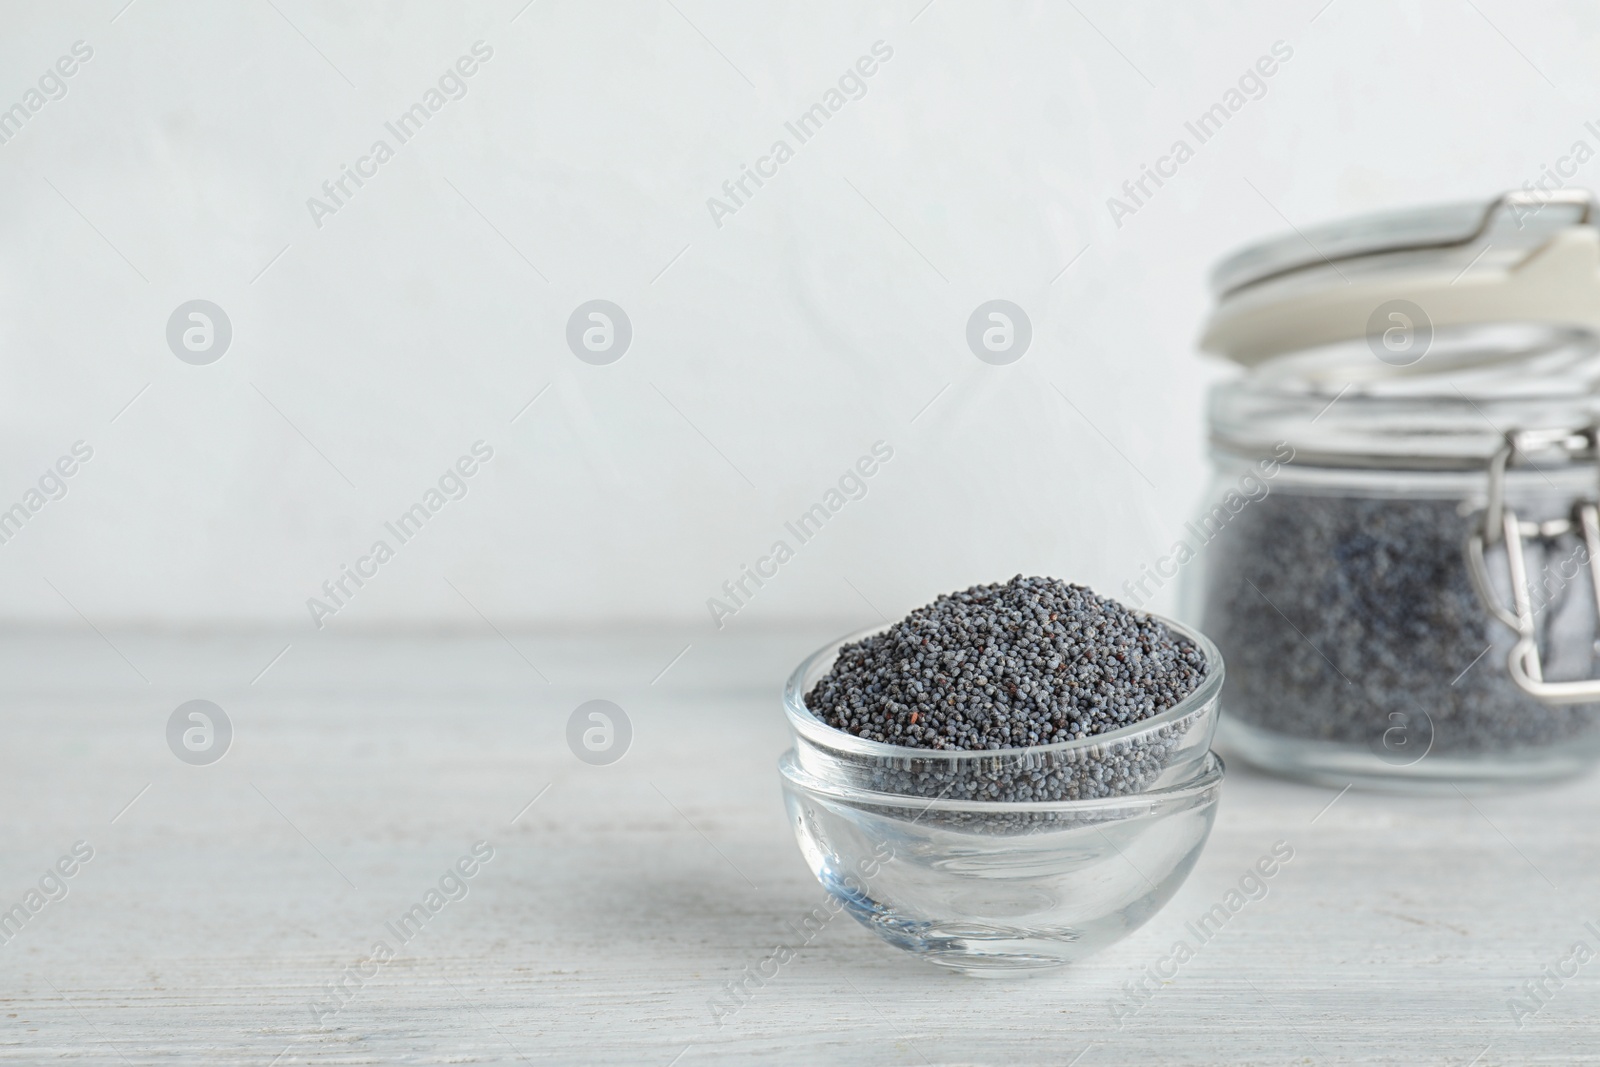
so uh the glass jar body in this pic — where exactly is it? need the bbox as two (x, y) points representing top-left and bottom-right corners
(1186, 456), (1600, 788)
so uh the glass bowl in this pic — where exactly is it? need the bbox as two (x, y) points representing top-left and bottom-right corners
(783, 616), (1224, 804)
(777, 616), (1227, 976)
(780, 750), (1225, 976)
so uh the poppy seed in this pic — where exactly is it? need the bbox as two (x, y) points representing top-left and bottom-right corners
(806, 575), (1207, 751)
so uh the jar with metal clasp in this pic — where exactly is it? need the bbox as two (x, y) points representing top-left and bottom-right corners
(1186, 190), (1600, 789)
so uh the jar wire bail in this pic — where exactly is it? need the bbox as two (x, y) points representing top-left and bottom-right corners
(1466, 426), (1600, 704)
(1222, 188), (1596, 300)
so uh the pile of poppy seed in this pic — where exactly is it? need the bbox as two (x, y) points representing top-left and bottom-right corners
(1204, 493), (1600, 754)
(806, 576), (1209, 753)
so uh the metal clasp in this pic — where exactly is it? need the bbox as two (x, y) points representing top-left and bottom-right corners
(1466, 426), (1600, 704)
(1221, 189), (1596, 299)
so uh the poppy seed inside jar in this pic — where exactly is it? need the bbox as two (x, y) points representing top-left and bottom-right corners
(805, 575), (1209, 751)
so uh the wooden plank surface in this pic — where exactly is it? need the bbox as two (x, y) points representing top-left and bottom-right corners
(0, 628), (1595, 1065)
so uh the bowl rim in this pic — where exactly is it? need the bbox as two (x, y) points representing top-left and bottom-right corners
(783, 611), (1224, 762)
(779, 748), (1226, 813)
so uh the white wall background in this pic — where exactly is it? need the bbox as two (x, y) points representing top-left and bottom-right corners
(1, 0), (1598, 633)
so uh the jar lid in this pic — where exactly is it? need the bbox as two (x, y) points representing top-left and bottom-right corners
(1202, 191), (1600, 366)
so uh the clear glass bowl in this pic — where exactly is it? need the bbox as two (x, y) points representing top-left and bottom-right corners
(783, 617), (1224, 805)
(780, 750), (1224, 976)
(778, 617), (1226, 976)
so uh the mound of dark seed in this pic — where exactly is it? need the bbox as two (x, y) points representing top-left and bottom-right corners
(807, 575), (1208, 751)
(1203, 492), (1600, 756)
(800, 577), (1212, 825)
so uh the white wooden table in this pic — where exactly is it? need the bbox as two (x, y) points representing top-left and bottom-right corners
(1, 627), (1595, 1065)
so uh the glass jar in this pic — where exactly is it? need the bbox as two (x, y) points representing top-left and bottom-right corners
(1187, 191), (1600, 789)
